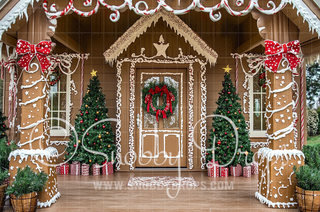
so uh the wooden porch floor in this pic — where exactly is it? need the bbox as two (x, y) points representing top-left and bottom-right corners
(4, 171), (299, 212)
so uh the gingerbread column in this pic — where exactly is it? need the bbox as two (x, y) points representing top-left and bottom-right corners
(8, 7), (60, 207)
(255, 40), (304, 208)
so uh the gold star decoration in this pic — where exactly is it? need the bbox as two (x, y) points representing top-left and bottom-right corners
(91, 69), (97, 77)
(223, 65), (232, 73)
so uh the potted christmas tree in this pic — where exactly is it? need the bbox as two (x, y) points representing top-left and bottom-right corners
(66, 70), (116, 174)
(294, 144), (320, 212)
(0, 169), (8, 212)
(6, 167), (48, 212)
(206, 65), (254, 176)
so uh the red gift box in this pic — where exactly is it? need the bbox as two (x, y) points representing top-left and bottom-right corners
(56, 165), (61, 175)
(71, 161), (81, 175)
(243, 165), (252, 178)
(237, 164), (242, 176)
(251, 161), (258, 175)
(207, 161), (219, 177)
(60, 163), (69, 175)
(102, 161), (114, 175)
(108, 162), (113, 175)
(82, 163), (89, 176)
(220, 167), (229, 177)
(230, 165), (242, 177)
(93, 163), (100, 176)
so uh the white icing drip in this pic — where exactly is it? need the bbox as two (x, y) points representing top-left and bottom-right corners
(265, 101), (294, 118)
(17, 135), (45, 147)
(267, 82), (294, 98)
(19, 85), (46, 106)
(258, 147), (305, 161)
(278, 185), (288, 197)
(266, 122), (294, 140)
(8, 147), (59, 162)
(288, 171), (294, 185)
(18, 119), (46, 131)
(255, 192), (297, 208)
(21, 75), (46, 89)
(37, 192), (61, 208)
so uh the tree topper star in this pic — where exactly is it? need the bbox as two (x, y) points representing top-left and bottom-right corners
(223, 65), (232, 73)
(91, 69), (97, 77)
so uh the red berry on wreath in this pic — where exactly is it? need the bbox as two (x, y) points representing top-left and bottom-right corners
(102, 125), (105, 129)
(227, 146), (229, 148)
(80, 120), (83, 123)
(217, 140), (221, 145)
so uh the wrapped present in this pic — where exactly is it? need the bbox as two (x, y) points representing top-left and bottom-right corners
(82, 163), (90, 176)
(207, 161), (219, 177)
(237, 164), (242, 176)
(108, 162), (113, 175)
(93, 163), (100, 176)
(71, 161), (81, 175)
(251, 161), (258, 175)
(243, 165), (252, 178)
(60, 163), (69, 175)
(56, 165), (61, 175)
(220, 167), (229, 177)
(230, 165), (242, 177)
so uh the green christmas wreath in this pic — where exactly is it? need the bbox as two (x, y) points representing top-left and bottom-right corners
(142, 82), (178, 121)
(49, 66), (61, 86)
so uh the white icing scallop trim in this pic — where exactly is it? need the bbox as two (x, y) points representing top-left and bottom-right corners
(8, 147), (59, 162)
(255, 192), (297, 208)
(258, 147), (304, 161)
(38, 191), (61, 208)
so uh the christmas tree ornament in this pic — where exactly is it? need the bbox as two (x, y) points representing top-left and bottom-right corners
(217, 140), (221, 145)
(78, 140), (81, 143)
(108, 145), (110, 148)
(98, 134), (101, 138)
(96, 111), (99, 114)
(106, 132), (109, 135)
(87, 90), (90, 93)
(228, 91), (230, 94)
(102, 125), (105, 129)
(81, 113), (83, 116)
(245, 151), (248, 156)
(85, 104), (88, 107)
(94, 143), (96, 145)
(87, 133), (89, 136)
(73, 144), (76, 147)
(80, 120), (83, 123)
(95, 118), (98, 121)
(86, 111), (88, 114)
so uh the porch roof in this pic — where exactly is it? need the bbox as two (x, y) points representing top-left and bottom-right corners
(103, 8), (218, 66)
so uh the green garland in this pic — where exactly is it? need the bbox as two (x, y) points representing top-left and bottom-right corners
(49, 67), (61, 86)
(142, 82), (178, 121)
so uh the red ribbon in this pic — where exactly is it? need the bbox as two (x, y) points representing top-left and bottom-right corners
(264, 40), (301, 73)
(16, 39), (53, 72)
(155, 109), (167, 122)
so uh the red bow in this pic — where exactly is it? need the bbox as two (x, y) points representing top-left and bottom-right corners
(3, 59), (16, 73)
(144, 94), (152, 113)
(16, 40), (53, 72)
(156, 109), (167, 122)
(264, 40), (301, 73)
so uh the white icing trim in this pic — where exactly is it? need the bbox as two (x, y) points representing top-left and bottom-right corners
(17, 135), (45, 147)
(38, 192), (61, 208)
(103, 8), (217, 66)
(20, 76), (46, 89)
(0, 0), (40, 40)
(8, 147), (59, 162)
(255, 192), (297, 208)
(258, 147), (304, 161)
(17, 119), (46, 131)
(251, 142), (269, 148)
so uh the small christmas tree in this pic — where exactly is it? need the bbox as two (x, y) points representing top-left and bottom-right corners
(65, 70), (116, 165)
(206, 65), (254, 167)
(0, 112), (8, 141)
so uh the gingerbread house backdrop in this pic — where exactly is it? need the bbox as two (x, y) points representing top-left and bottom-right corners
(1, 0), (320, 209)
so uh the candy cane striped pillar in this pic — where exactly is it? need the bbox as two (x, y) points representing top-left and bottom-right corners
(256, 40), (304, 208)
